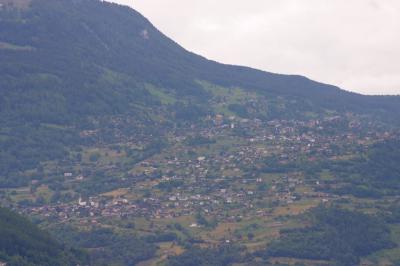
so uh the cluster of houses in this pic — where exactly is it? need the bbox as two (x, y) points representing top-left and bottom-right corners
(17, 113), (397, 226)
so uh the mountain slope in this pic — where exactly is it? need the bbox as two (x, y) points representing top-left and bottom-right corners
(2, 2), (400, 265)
(0, 0), (399, 186)
(1, 0), (399, 117)
(0, 207), (87, 266)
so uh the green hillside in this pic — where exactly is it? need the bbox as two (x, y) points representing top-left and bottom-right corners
(1, 0), (400, 187)
(0, 207), (87, 266)
(2, 1), (400, 265)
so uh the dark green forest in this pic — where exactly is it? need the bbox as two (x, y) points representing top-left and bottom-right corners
(51, 225), (158, 265)
(265, 206), (395, 266)
(313, 138), (400, 198)
(0, 207), (87, 266)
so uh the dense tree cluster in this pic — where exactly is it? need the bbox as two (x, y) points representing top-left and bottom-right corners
(265, 206), (395, 266)
(51, 226), (157, 265)
(0, 207), (87, 266)
(316, 138), (400, 197)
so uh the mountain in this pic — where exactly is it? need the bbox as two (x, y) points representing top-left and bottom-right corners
(1, 0), (399, 186)
(1, 0), (400, 116)
(1, 0), (399, 187)
(2, 1), (400, 265)
(0, 207), (87, 266)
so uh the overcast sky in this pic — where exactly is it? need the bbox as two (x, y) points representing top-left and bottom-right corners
(112, 0), (400, 95)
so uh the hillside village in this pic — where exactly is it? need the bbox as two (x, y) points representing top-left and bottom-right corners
(2, 0), (400, 264)
(13, 112), (397, 237)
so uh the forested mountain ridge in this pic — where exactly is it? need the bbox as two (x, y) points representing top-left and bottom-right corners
(2, 0), (400, 122)
(1, 0), (400, 117)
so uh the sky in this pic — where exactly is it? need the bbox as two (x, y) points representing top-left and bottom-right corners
(111, 0), (400, 95)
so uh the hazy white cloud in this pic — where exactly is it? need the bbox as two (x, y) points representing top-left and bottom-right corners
(111, 0), (400, 95)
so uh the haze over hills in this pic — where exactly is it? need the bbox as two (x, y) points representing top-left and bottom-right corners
(1, 0), (400, 265)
